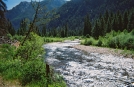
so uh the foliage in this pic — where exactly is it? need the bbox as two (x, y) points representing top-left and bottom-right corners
(16, 33), (44, 61)
(0, 33), (66, 87)
(83, 14), (92, 36)
(82, 37), (97, 46)
(21, 59), (47, 86)
(96, 40), (102, 46)
(82, 30), (134, 50)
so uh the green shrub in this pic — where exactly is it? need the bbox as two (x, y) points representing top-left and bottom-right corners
(108, 36), (120, 48)
(0, 44), (16, 59)
(21, 59), (47, 86)
(83, 39), (92, 45)
(0, 33), (66, 87)
(16, 33), (44, 61)
(2, 59), (22, 80)
(124, 37), (134, 49)
(96, 40), (102, 46)
(131, 30), (134, 36)
(12, 35), (24, 41)
(86, 34), (90, 38)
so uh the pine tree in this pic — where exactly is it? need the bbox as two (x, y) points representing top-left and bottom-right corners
(0, 0), (6, 19)
(8, 21), (16, 36)
(98, 15), (105, 36)
(92, 20), (100, 39)
(104, 10), (109, 23)
(127, 12), (134, 32)
(17, 18), (28, 35)
(122, 11), (129, 30)
(113, 14), (119, 31)
(41, 25), (46, 36)
(65, 23), (68, 37)
(0, 0), (8, 36)
(117, 11), (123, 31)
(83, 14), (92, 36)
(61, 29), (65, 38)
(105, 18), (111, 33)
(34, 26), (41, 36)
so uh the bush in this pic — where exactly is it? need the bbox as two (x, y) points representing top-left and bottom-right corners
(16, 33), (44, 61)
(96, 40), (102, 46)
(84, 39), (92, 45)
(124, 37), (134, 49)
(21, 59), (47, 86)
(86, 34), (90, 38)
(108, 36), (120, 48)
(131, 30), (134, 36)
(0, 33), (66, 87)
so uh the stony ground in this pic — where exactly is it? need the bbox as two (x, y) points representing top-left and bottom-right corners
(45, 40), (134, 87)
(72, 45), (134, 58)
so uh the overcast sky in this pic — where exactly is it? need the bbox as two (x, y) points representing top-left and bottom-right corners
(4, 0), (43, 10)
(4, 0), (71, 10)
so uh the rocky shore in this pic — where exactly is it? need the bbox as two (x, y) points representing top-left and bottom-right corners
(72, 45), (134, 58)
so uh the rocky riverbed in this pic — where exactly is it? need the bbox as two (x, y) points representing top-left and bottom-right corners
(43, 40), (134, 87)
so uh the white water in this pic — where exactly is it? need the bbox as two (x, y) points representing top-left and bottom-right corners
(43, 40), (134, 87)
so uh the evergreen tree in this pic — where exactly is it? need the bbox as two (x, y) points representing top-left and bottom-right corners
(123, 11), (129, 30)
(105, 18), (111, 33)
(41, 25), (46, 36)
(0, 0), (8, 36)
(98, 15), (105, 36)
(60, 29), (65, 38)
(117, 11), (123, 31)
(111, 18), (116, 31)
(53, 28), (57, 37)
(83, 14), (92, 36)
(8, 21), (16, 36)
(113, 14), (119, 31)
(65, 23), (68, 37)
(17, 18), (28, 35)
(104, 10), (109, 23)
(127, 12), (134, 32)
(35, 26), (41, 36)
(92, 20), (100, 39)
(0, 0), (6, 19)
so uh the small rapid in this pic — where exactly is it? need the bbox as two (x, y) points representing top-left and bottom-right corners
(43, 40), (134, 87)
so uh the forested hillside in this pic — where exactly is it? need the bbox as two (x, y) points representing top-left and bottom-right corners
(6, 0), (66, 29)
(6, 0), (134, 31)
(49, 0), (134, 30)
(1, 0), (134, 86)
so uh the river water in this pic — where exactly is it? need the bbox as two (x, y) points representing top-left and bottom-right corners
(43, 40), (134, 87)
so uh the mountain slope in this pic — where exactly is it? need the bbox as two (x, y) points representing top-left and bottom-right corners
(48, 0), (134, 30)
(6, 0), (66, 29)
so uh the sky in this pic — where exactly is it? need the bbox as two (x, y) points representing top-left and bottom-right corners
(4, 0), (71, 10)
(4, 0), (43, 10)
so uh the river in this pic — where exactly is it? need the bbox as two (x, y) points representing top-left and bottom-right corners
(43, 40), (134, 87)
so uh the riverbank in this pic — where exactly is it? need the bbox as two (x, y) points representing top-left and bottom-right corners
(72, 44), (134, 58)
(45, 40), (134, 87)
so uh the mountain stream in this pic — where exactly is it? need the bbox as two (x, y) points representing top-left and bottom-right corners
(43, 40), (134, 87)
